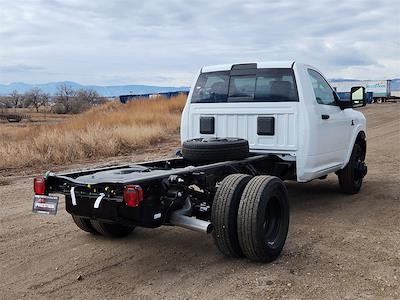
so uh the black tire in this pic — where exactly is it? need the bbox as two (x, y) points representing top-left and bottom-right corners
(90, 220), (135, 238)
(338, 143), (366, 194)
(237, 176), (290, 262)
(212, 174), (252, 258)
(71, 215), (97, 234)
(182, 138), (249, 162)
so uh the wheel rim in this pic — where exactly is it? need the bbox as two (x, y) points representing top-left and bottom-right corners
(263, 196), (282, 247)
(352, 147), (364, 186)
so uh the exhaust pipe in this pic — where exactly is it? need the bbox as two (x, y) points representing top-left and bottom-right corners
(170, 214), (213, 234)
(169, 198), (213, 234)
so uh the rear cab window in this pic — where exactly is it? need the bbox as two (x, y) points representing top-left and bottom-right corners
(191, 68), (299, 103)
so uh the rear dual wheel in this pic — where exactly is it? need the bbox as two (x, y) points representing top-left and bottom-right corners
(212, 174), (289, 262)
(89, 220), (135, 238)
(211, 174), (252, 257)
(71, 215), (97, 234)
(71, 215), (135, 238)
(237, 176), (290, 262)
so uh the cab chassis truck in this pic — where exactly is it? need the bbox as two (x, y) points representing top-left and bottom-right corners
(33, 62), (368, 262)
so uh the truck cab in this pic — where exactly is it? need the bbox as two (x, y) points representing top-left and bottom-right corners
(181, 61), (367, 182)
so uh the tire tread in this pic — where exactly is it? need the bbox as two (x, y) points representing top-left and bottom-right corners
(90, 220), (135, 238)
(238, 176), (289, 262)
(71, 215), (97, 234)
(212, 174), (252, 257)
(182, 138), (249, 162)
(338, 144), (363, 194)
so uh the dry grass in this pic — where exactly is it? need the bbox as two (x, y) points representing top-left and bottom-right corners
(0, 107), (71, 124)
(0, 95), (186, 170)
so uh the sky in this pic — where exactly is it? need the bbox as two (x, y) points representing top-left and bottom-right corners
(0, 0), (399, 86)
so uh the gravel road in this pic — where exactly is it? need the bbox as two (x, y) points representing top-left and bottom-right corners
(0, 103), (399, 299)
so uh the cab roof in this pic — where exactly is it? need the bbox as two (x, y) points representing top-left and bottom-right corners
(201, 61), (295, 73)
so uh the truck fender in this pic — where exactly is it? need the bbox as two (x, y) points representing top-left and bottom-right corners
(343, 129), (366, 168)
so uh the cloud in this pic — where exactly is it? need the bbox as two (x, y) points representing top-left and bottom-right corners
(0, 64), (44, 73)
(0, 0), (398, 85)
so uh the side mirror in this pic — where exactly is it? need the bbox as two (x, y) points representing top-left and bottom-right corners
(350, 86), (366, 108)
(335, 92), (352, 109)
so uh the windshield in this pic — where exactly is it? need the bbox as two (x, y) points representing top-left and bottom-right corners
(191, 68), (298, 103)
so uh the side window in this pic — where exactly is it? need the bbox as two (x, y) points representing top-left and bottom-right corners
(307, 69), (336, 105)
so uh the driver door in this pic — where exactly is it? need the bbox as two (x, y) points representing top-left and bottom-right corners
(307, 69), (351, 170)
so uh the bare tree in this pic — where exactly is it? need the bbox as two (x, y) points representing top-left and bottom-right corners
(75, 88), (102, 106)
(0, 97), (8, 113)
(9, 90), (22, 108)
(24, 87), (49, 112)
(41, 92), (51, 108)
(0, 96), (11, 109)
(54, 86), (106, 114)
(55, 83), (75, 113)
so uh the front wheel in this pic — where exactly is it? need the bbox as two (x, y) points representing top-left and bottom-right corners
(338, 143), (367, 194)
(237, 176), (290, 262)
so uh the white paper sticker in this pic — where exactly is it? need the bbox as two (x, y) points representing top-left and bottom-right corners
(70, 187), (77, 206)
(94, 193), (105, 209)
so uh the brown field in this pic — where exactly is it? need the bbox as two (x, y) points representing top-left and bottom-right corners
(0, 107), (71, 124)
(0, 95), (186, 172)
(0, 103), (399, 299)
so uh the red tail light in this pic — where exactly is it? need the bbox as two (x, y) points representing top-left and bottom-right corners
(123, 185), (144, 207)
(34, 176), (46, 195)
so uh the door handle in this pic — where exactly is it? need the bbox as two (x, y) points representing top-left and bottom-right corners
(321, 114), (330, 120)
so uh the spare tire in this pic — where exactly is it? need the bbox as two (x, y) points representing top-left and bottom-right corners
(182, 138), (249, 162)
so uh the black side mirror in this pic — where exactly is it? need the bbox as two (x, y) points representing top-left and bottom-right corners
(334, 92), (352, 109)
(350, 86), (366, 108)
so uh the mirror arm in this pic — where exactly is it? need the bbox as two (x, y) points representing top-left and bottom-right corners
(333, 92), (344, 109)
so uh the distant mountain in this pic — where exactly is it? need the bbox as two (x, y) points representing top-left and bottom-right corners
(329, 78), (361, 82)
(1, 78), (399, 96)
(0, 81), (190, 97)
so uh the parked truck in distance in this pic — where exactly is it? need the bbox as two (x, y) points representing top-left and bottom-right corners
(33, 61), (368, 262)
(330, 79), (400, 102)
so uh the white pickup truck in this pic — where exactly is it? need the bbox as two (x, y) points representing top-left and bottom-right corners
(33, 61), (367, 262)
(181, 61), (367, 184)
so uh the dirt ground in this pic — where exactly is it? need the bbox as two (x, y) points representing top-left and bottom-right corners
(0, 103), (399, 299)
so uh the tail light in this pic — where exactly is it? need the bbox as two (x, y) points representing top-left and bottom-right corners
(34, 176), (46, 195)
(123, 185), (144, 207)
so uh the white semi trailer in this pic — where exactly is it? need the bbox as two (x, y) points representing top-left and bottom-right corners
(330, 80), (399, 102)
